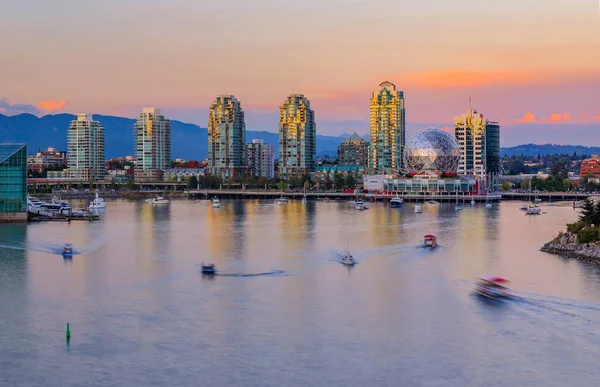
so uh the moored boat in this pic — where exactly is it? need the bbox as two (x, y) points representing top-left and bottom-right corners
(301, 195), (307, 204)
(390, 195), (403, 208)
(355, 201), (367, 210)
(423, 234), (437, 248)
(211, 197), (220, 208)
(88, 192), (106, 210)
(414, 204), (422, 213)
(341, 251), (355, 266)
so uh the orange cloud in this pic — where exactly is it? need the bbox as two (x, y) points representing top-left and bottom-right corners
(393, 69), (549, 89)
(512, 112), (537, 123)
(548, 113), (570, 122)
(37, 99), (66, 112)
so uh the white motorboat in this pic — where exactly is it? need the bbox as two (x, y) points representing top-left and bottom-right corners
(211, 197), (220, 208)
(414, 205), (423, 213)
(27, 196), (44, 214)
(279, 197), (289, 203)
(470, 200), (475, 206)
(148, 195), (170, 205)
(485, 203), (493, 208)
(275, 199), (284, 205)
(355, 201), (367, 210)
(525, 205), (541, 215)
(301, 196), (307, 204)
(88, 192), (106, 210)
(390, 195), (403, 208)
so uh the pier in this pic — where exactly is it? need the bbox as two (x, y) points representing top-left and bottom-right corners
(188, 189), (503, 202)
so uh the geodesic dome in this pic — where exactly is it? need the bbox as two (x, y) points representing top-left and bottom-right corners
(404, 128), (461, 173)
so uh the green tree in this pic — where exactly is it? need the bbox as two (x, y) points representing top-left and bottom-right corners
(188, 175), (198, 189)
(520, 178), (531, 191)
(579, 199), (596, 225)
(500, 182), (511, 191)
(577, 226), (599, 243)
(334, 173), (344, 190)
(344, 174), (356, 188)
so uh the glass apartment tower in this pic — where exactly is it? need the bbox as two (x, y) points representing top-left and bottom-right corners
(66, 114), (105, 180)
(368, 82), (406, 174)
(0, 144), (27, 222)
(453, 108), (500, 178)
(278, 94), (316, 179)
(207, 95), (246, 179)
(134, 107), (171, 182)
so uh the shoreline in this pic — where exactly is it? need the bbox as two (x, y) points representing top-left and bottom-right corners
(540, 242), (600, 263)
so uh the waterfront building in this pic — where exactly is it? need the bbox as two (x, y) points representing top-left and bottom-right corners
(246, 139), (274, 179)
(453, 108), (500, 178)
(363, 173), (476, 195)
(134, 107), (171, 182)
(312, 165), (365, 184)
(337, 134), (368, 166)
(66, 114), (105, 180)
(164, 168), (205, 183)
(368, 81), (406, 174)
(0, 143), (27, 222)
(208, 95), (246, 179)
(278, 94), (316, 179)
(27, 147), (67, 173)
(580, 155), (600, 179)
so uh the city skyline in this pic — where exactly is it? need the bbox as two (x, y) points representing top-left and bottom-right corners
(0, 0), (599, 144)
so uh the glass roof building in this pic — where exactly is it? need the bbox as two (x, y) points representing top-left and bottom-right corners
(0, 144), (27, 222)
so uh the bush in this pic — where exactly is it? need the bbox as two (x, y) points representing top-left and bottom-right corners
(567, 221), (585, 234)
(577, 226), (599, 244)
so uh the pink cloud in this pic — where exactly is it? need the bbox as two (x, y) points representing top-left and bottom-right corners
(512, 112), (537, 123)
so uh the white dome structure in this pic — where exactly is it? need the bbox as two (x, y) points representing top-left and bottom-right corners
(404, 128), (461, 173)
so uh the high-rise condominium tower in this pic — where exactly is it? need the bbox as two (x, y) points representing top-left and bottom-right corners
(66, 114), (105, 180)
(246, 139), (275, 179)
(368, 81), (405, 174)
(278, 94), (316, 179)
(453, 108), (500, 178)
(134, 107), (171, 182)
(207, 95), (246, 179)
(338, 133), (368, 166)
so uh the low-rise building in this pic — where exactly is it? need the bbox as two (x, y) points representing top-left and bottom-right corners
(363, 173), (477, 194)
(164, 168), (205, 183)
(580, 155), (600, 179)
(27, 146), (67, 172)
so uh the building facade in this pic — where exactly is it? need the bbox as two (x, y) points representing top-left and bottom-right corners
(363, 173), (477, 194)
(338, 133), (368, 166)
(580, 155), (600, 179)
(66, 114), (105, 180)
(368, 82), (406, 174)
(278, 94), (316, 179)
(246, 139), (274, 179)
(0, 144), (27, 222)
(207, 95), (246, 179)
(134, 107), (171, 182)
(453, 108), (500, 178)
(27, 147), (67, 173)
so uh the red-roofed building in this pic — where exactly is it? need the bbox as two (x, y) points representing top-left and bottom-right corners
(580, 155), (600, 179)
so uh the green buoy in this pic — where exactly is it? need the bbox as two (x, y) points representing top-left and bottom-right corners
(66, 323), (71, 339)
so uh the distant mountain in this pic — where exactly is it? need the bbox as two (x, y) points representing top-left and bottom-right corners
(500, 144), (600, 157)
(0, 113), (346, 160)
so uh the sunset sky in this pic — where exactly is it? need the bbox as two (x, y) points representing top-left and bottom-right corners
(1, 0), (599, 144)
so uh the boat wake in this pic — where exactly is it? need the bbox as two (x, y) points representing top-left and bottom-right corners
(208, 269), (288, 278)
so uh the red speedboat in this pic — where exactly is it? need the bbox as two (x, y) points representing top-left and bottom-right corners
(474, 276), (511, 299)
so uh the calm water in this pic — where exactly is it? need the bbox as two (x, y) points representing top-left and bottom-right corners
(2, 198), (600, 386)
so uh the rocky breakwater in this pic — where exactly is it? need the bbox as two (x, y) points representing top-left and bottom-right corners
(540, 232), (600, 263)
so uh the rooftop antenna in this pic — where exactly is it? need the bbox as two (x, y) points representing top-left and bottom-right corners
(468, 96), (472, 111)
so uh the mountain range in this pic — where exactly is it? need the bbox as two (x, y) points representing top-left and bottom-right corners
(0, 113), (344, 160)
(1, 113), (599, 160)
